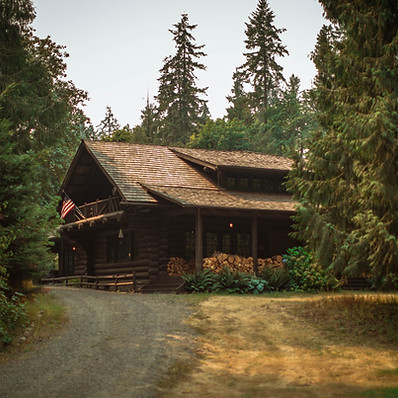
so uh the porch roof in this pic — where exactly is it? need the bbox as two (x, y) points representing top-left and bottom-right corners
(145, 185), (296, 212)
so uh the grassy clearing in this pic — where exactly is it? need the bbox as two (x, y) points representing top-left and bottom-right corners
(299, 294), (398, 346)
(0, 288), (67, 358)
(158, 292), (398, 398)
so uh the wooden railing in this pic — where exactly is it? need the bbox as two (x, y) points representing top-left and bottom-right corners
(64, 196), (121, 223)
(41, 272), (138, 292)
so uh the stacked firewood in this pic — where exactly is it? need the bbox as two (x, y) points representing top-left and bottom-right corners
(167, 253), (285, 276)
(257, 255), (284, 271)
(167, 257), (195, 276)
(202, 252), (255, 274)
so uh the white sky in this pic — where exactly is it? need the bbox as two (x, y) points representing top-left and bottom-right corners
(32, 0), (326, 128)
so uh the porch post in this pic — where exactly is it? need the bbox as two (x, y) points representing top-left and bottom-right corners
(251, 216), (258, 273)
(195, 208), (203, 273)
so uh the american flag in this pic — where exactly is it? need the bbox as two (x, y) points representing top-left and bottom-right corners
(60, 194), (76, 220)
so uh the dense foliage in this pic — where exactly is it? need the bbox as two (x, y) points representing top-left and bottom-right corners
(287, 1), (398, 284)
(183, 247), (336, 294)
(0, 268), (27, 346)
(0, 0), (87, 286)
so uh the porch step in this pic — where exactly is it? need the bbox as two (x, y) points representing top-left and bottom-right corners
(141, 276), (185, 294)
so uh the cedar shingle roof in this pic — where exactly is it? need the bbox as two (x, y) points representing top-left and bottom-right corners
(145, 185), (296, 212)
(82, 140), (295, 212)
(171, 147), (292, 171)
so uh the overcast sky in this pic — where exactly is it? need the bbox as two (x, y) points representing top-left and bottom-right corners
(32, 0), (327, 129)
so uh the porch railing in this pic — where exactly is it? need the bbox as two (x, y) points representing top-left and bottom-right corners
(64, 196), (121, 223)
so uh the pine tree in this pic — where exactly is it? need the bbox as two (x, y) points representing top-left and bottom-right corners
(95, 106), (121, 140)
(226, 69), (253, 125)
(257, 75), (317, 156)
(288, 2), (398, 284)
(0, 0), (87, 286)
(156, 13), (207, 146)
(239, 0), (288, 122)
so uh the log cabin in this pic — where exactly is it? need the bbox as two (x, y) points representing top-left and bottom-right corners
(55, 140), (298, 291)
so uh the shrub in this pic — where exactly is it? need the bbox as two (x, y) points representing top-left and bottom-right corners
(283, 246), (336, 292)
(182, 268), (218, 293)
(0, 276), (27, 346)
(258, 267), (290, 291)
(213, 267), (253, 294)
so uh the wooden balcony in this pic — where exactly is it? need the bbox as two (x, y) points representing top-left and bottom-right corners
(63, 197), (121, 224)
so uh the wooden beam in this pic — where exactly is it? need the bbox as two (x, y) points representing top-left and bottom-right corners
(195, 209), (203, 272)
(251, 216), (258, 273)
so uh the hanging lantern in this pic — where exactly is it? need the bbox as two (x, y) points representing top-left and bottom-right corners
(118, 228), (124, 239)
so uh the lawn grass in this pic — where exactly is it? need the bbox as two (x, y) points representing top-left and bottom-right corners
(300, 293), (398, 346)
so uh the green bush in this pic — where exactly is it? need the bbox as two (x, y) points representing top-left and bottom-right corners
(258, 267), (290, 291)
(183, 267), (273, 294)
(283, 246), (336, 292)
(182, 268), (218, 293)
(381, 273), (398, 291)
(0, 276), (27, 346)
(213, 267), (254, 294)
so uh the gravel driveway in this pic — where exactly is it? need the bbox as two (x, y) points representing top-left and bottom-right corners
(0, 287), (196, 398)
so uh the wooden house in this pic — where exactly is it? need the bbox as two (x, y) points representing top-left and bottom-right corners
(55, 140), (298, 289)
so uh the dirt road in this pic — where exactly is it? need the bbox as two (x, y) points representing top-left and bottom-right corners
(0, 287), (195, 398)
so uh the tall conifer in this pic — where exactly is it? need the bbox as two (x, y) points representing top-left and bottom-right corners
(156, 13), (207, 146)
(288, 1), (398, 284)
(239, 0), (288, 122)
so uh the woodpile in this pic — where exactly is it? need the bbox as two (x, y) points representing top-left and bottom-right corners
(167, 257), (195, 276)
(257, 255), (284, 271)
(167, 253), (285, 276)
(202, 252), (255, 274)
(203, 252), (285, 274)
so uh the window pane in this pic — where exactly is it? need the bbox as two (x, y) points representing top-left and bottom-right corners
(185, 231), (195, 260)
(252, 178), (261, 191)
(237, 233), (251, 257)
(227, 177), (236, 189)
(222, 233), (231, 254)
(239, 177), (249, 190)
(206, 232), (218, 257)
(263, 177), (274, 192)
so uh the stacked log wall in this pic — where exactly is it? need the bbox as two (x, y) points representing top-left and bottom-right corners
(92, 214), (160, 285)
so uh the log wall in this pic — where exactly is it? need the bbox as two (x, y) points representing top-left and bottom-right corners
(91, 213), (161, 285)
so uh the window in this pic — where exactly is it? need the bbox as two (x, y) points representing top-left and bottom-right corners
(237, 233), (251, 257)
(222, 233), (231, 253)
(263, 177), (274, 192)
(106, 231), (138, 263)
(238, 177), (249, 190)
(185, 231), (195, 260)
(206, 232), (218, 257)
(252, 178), (262, 191)
(62, 247), (75, 276)
(227, 177), (236, 189)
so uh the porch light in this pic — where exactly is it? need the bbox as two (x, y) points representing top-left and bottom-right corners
(229, 223), (234, 228)
(118, 228), (124, 239)
(72, 246), (76, 251)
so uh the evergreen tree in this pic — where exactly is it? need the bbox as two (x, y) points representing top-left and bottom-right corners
(239, 0), (288, 122)
(226, 69), (253, 125)
(189, 118), (258, 151)
(257, 75), (317, 156)
(156, 13), (208, 146)
(0, 0), (87, 286)
(95, 106), (120, 140)
(287, 2), (398, 284)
